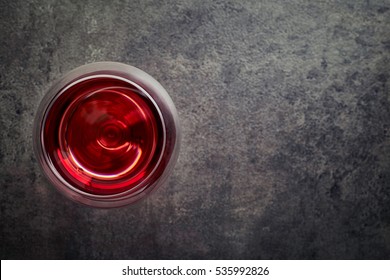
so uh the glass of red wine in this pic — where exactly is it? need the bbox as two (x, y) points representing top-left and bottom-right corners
(33, 62), (180, 208)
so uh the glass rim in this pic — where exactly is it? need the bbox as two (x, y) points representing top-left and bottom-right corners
(33, 62), (181, 208)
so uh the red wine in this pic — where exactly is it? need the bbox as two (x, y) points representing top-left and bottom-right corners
(44, 77), (163, 195)
(34, 62), (180, 207)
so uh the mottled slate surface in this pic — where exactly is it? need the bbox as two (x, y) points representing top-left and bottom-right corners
(1, 0), (389, 259)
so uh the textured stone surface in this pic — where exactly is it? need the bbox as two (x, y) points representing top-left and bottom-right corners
(1, 0), (390, 259)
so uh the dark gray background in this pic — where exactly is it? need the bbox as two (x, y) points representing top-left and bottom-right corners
(1, 0), (390, 259)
